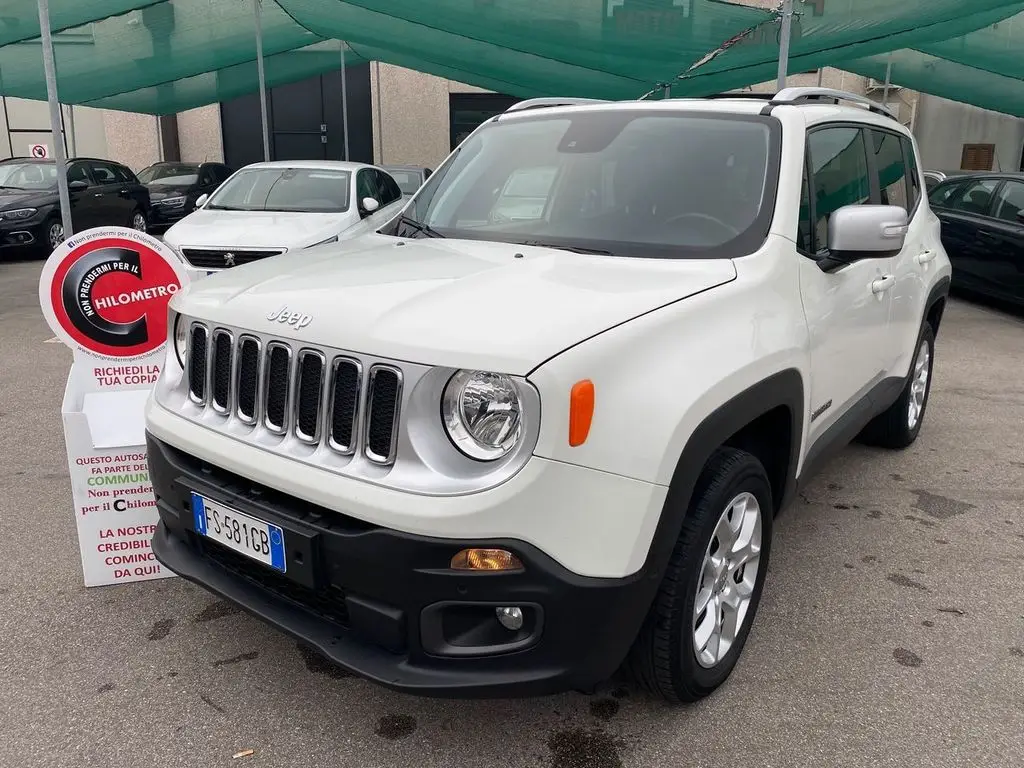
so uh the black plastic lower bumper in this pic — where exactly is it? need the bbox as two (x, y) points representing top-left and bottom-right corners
(147, 434), (655, 697)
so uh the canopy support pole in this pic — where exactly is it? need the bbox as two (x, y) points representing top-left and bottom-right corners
(37, 0), (72, 240)
(253, 0), (270, 162)
(776, 0), (793, 92)
(66, 103), (76, 157)
(340, 42), (350, 161)
(882, 54), (893, 105)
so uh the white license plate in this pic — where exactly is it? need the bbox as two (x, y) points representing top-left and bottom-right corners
(191, 493), (286, 572)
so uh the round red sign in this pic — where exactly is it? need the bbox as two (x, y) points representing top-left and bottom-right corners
(39, 228), (189, 359)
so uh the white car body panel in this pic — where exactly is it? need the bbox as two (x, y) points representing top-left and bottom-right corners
(149, 98), (952, 581)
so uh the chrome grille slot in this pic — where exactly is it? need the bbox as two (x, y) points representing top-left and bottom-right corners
(187, 323), (209, 403)
(295, 350), (326, 443)
(365, 366), (402, 464)
(211, 329), (233, 414)
(327, 357), (361, 455)
(236, 336), (261, 424)
(264, 343), (292, 434)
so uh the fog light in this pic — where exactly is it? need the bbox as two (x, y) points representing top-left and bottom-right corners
(450, 548), (523, 571)
(495, 606), (524, 631)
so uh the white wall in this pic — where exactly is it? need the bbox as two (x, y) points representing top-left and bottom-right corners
(0, 98), (109, 161)
(914, 94), (1024, 173)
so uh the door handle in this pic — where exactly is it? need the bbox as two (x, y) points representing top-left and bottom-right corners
(93, 192), (104, 197)
(978, 230), (999, 242)
(915, 250), (937, 265)
(871, 275), (895, 294)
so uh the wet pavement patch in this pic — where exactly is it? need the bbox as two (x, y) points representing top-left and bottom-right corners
(589, 698), (621, 720)
(297, 643), (352, 679)
(894, 648), (923, 667)
(375, 714), (417, 740)
(887, 573), (928, 591)
(192, 600), (241, 623)
(548, 727), (622, 768)
(211, 651), (259, 667)
(147, 618), (174, 641)
(912, 490), (975, 519)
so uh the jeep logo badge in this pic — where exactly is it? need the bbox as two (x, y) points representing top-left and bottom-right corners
(267, 306), (312, 329)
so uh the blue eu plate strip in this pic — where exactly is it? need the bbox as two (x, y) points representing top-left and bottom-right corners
(192, 492), (207, 535)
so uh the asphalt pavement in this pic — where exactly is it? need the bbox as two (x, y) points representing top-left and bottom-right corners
(1, 256), (1022, 768)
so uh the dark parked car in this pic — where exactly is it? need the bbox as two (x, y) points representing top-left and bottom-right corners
(923, 169), (969, 193)
(929, 172), (1024, 309)
(138, 161), (233, 229)
(0, 156), (150, 257)
(381, 164), (432, 198)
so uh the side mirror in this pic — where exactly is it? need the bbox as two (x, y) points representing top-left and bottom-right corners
(361, 197), (380, 213)
(68, 179), (88, 191)
(195, 193), (209, 209)
(819, 204), (909, 273)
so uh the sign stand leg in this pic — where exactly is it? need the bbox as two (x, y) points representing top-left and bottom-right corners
(37, 0), (72, 240)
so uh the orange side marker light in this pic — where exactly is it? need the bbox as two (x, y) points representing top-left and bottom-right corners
(569, 379), (595, 447)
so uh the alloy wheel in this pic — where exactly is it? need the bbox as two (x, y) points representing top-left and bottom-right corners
(131, 212), (147, 232)
(907, 339), (931, 430)
(692, 491), (762, 668)
(47, 221), (64, 249)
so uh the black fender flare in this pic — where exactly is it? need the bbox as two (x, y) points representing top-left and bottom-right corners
(637, 368), (805, 590)
(925, 275), (951, 335)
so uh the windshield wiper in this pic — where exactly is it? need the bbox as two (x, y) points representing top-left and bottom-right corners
(517, 240), (614, 256)
(394, 213), (445, 239)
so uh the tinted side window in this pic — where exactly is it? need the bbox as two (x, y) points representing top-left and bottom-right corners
(214, 165), (233, 184)
(199, 167), (215, 186)
(67, 163), (91, 185)
(947, 179), (1000, 215)
(807, 127), (871, 250)
(356, 170), (379, 204)
(929, 182), (962, 208)
(375, 170), (401, 205)
(992, 180), (1024, 223)
(797, 158), (813, 253)
(88, 162), (118, 184)
(900, 136), (920, 210)
(113, 164), (136, 183)
(871, 130), (908, 211)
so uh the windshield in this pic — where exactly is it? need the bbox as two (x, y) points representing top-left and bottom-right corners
(386, 111), (778, 258)
(139, 164), (200, 186)
(387, 170), (423, 195)
(205, 167), (350, 212)
(0, 162), (57, 190)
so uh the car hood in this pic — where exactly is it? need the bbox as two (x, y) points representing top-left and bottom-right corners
(173, 234), (737, 375)
(148, 184), (193, 200)
(163, 209), (357, 250)
(0, 189), (56, 209)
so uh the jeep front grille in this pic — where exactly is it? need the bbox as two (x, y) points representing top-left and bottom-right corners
(185, 323), (403, 465)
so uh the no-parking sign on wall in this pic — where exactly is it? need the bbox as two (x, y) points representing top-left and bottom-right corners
(38, 227), (190, 586)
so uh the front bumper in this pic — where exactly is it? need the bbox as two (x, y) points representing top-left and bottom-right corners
(0, 217), (45, 248)
(149, 203), (190, 226)
(148, 434), (659, 697)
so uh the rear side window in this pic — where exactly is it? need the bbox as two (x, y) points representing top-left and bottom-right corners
(88, 161), (119, 184)
(929, 182), (962, 208)
(114, 164), (137, 183)
(992, 180), (1024, 223)
(900, 136), (921, 210)
(807, 126), (871, 250)
(374, 170), (402, 205)
(946, 179), (1000, 215)
(871, 130), (908, 212)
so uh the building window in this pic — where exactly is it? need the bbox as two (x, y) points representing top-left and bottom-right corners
(960, 143), (995, 171)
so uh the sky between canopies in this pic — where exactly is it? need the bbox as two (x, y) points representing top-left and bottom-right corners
(0, 0), (1022, 117)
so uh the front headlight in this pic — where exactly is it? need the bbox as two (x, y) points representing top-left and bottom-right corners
(172, 311), (188, 368)
(442, 370), (523, 461)
(157, 196), (186, 208)
(0, 207), (37, 220)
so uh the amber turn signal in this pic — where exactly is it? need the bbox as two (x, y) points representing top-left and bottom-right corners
(450, 548), (524, 571)
(569, 379), (595, 447)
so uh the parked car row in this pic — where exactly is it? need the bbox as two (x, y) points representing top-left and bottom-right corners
(0, 155), (433, 264)
(926, 170), (1024, 309)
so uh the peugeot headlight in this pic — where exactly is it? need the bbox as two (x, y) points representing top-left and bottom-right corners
(172, 311), (188, 368)
(442, 370), (523, 461)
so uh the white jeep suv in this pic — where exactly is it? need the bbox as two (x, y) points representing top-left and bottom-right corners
(146, 88), (951, 702)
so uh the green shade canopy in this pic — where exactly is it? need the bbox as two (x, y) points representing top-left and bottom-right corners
(0, 0), (1022, 117)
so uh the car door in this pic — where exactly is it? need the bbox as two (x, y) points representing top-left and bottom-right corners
(86, 160), (131, 224)
(931, 178), (1001, 293)
(870, 128), (932, 376)
(66, 161), (103, 232)
(978, 179), (1024, 305)
(797, 125), (895, 448)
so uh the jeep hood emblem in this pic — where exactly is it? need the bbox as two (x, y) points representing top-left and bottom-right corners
(267, 306), (312, 329)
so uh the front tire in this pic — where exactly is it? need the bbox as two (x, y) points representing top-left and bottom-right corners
(41, 215), (65, 257)
(625, 447), (773, 702)
(129, 208), (148, 233)
(859, 323), (935, 449)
